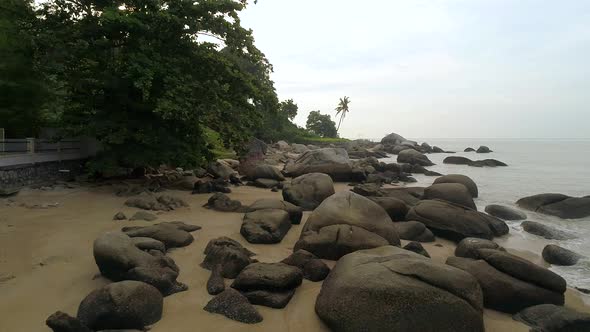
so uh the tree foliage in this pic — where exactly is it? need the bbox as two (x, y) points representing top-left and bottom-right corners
(279, 99), (298, 120)
(335, 96), (350, 133)
(306, 110), (337, 138)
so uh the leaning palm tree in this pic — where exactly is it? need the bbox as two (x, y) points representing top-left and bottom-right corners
(335, 96), (350, 133)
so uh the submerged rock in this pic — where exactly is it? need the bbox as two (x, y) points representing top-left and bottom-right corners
(522, 220), (575, 240)
(485, 204), (527, 220)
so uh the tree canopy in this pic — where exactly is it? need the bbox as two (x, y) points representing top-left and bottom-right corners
(306, 110), (338, 138)
(279, 99), (298, 120)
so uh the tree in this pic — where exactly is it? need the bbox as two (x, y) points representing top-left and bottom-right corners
(35, 0), (278, 171)
(306, 111), (337, 138)
(335, 96), (351, 133)
(279, 99), (298, 120)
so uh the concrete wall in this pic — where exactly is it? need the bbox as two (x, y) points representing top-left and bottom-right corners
(0, 159), (86, 194)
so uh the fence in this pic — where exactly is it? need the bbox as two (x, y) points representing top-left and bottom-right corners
(0, 138), (81, 155)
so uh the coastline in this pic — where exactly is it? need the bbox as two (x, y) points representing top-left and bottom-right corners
(1, 183), (589, 331)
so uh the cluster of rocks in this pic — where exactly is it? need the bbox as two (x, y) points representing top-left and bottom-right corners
(443, 155), (507, 167)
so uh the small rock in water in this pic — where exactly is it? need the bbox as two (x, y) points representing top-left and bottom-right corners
(542, 244), (583, 266)
(204, 289), (263, 324)
(129, 211), (158, 221)
(522, 221), (575, 240)
(113, 212), (127, 220)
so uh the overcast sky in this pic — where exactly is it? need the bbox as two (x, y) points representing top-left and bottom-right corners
(239, 0), (590, 139)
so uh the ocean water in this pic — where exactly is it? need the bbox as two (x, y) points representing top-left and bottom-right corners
(381, 139), (590, 292)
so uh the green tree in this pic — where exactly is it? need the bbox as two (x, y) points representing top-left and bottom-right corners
(35, 0), (277, 171)
(279, 99), (298, 120)
(0, 0), (48, 137)
(306, 110), (337, 138)
(335, 96), (350, 133)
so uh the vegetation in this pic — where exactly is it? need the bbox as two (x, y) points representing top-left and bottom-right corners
(306, 111), (338, 138)
(335, 96), (351, 133)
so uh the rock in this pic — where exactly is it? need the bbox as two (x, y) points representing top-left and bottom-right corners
(517, 193), (590, 219)
(542, 244), (583, 266)
(241, 209), (292, 244)
(204, 193), (243, 212)
(207, 160), (236, 179)
(250, 178), (279, 188)
(169, 175), (199, 191)
(113, 212), (127, 221)
(444, 156), (473, 165)
(351, 182), (383, 197)
(291, 143), (309, 153)
(469, 159), (507, 167)
(203, 289), (263, 324)
(124, 194), (187, 211)
(315, 246), (485, 332)
(231, 262), (303, 290)
(122, 221), (201, 248)
(247, 199), (303, 224)
(207, 264), (226, 295)
(394, 221), (435, 242)
(129, 211), (157, 222)
(484, 204), (527, 220)
(274, 140), (290, 150)
(465, 147), (475, 152)
(294, 191), (400, 260)
(242, 289), (297, 309)
(421, 142), (432, 152)
(46, 311), (92, 332)
(378, 187), (424, 205)
(367, 197), (409, 221)
(513, 304), (590, 332)
(455, 238), (504, 259)
(447, 249), (566, 313)
(424, 183), (476, 210)
(282, 173), (335, 210)
(522, 221), (575, 240)
(381, 132), (407, 145)
(281, 249), (330, 281)
(476, 146), (492, 153)
(397, 149), (434, 166)
(433, 174), (479, 198)
(77, 281), (163, 331)
(201, 237), (255, 278)
(93, 232), (184, 295)
(192, 178), (231, 194)
(403, 241), (430, 257)
(131, 237), (166, 253)
(432, 146), (445, 153)
(283, 148), (353, 180)
(406, 200), (508, 241)
(249, 164), (285, 181)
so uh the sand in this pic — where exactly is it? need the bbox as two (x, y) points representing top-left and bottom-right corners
(0, 183), (589, 332)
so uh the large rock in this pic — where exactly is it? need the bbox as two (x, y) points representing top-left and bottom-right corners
(124, 194), (187, 211)
(241, 209), (292, 244)
(46, 311), (92, 332)
(517, 193), (590, 219)
(207, 160), (236, 179)
(397, 149), (434, 166)
(294, 191), (401, 260)
(455, 237), (504, 259)
(281, 249), (330, 281)
(248, 164), (285, 181)
(315, 246), (485, 332)
(203, 289), (262, 324)
(394, 221), (435, 242)
(521, 220), (575, 240)
(406, 200), (508, 241)
(542, 244), (583, 266)
(381, 132), (407, 145)
(204, 193), (244, 212)
(513, 304), (590, 332)
(283, 148), (353, 180)
(201, 237), (255, 278)
(447, 249), (566, 313)
(433, 174), (478, 197)
(77, 281), (163, 331)
(424, 183), (476, 209)
(282, 173), (335, 210)
(484, 204), (527, 220)
(247, 199), (303, 224)
(122, 221), (200, 248)
(93, 232), (184, 295)
(443, 156), (473, 165)
(367, 196), (409, 221)
(476, 146), (492, 153)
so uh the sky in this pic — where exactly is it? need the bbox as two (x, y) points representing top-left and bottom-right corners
(239, 0), (590, 140)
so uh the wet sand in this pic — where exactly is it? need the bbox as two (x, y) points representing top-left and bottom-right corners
(0, 184), (588, 332)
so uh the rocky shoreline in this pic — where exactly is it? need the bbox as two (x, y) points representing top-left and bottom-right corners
(1, 132), (589, 332)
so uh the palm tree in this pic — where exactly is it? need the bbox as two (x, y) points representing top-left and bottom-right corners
(335, 96), (350, 133)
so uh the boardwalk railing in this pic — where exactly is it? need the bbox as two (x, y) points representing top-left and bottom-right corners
(0, 138), (81, 155)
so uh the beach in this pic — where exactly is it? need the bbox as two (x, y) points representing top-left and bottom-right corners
(1, 181), (589, 332)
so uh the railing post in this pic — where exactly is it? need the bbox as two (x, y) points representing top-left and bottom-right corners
(0, 128), (4, 154)
(26, 138), (35, 154)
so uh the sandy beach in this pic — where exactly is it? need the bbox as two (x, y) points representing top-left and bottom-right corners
(1, 182), (588, 332)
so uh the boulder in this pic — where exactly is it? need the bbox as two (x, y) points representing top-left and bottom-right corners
(241, 209), (292, 244)
(129, 211), (157, 222)
(125, 194), (187, 211)
(284, 148), (353, 180)
(517, 193), (590, 219)
(469, 159), (507, 167)
(249, 164), (285, 181)
(282, 173), (335, 210)
(432, 146), (445, 153)
(247, 199), (303, 224)
(315, 246), (485, 332)
(274, 140), (290, 150)
(113, 212), (127, 221)
(397, 149), (434, 166)
(77, 281), (163, 331)
(251, 178), (280, 188)
(447, 249), (566, 313)
(46, 311), (92, 332)
(433, 174), (478, 197)
(443, 156), (472, 165)
(455, 237), (504, 259)
(294, 191), (401, 260)
(522, 221), (575, 240)
(476, 146), (492, 153)
(378, 187), (424, 205)
(403, 241), (430, 257)
(207, 264), (225, 295)
(201, 237), (255, 278)
(367, 197), (409, 221)
(207, 160), (236, 179)
(281, 249), (330, 281)
(484, 204), (526, 220)
(513, 304), (590, 332)
(464, 147), (475, 152)
(203, 289), (262, 324)
(131, 237), (166, 253)
(424, 183), (476, 209)
(542, 244), (583, 266)
(381, 132), (407, 145)
(192, 178), (231, 194)
(122, 221), (200, 248)
(406, 200), (508, 241)
(93, 232), (185, 295)
(291, 143), (309, 153)
(204, 193), (244, 212)
(394, 221), (435, 242)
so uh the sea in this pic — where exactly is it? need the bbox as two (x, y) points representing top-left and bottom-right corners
(380, 138), (590, 293)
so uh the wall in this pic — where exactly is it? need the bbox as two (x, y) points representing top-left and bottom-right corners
(0, 159), (85, 195)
